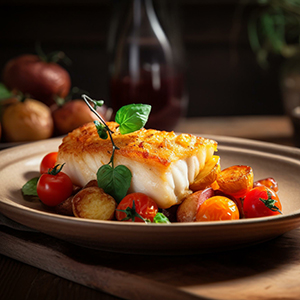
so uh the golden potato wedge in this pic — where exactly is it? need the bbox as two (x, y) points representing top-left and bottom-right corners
(190, 155), (220, 191)
(177, 188), (215, 222)
(217, 165), (253, 197)
(72, 187), (117, 220)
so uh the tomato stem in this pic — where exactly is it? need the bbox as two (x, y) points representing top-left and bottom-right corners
(35, 42), (72, 65)
(259, 190), (282, 214)
(48, 163), (65, 176)
(116, 200), (147, 223)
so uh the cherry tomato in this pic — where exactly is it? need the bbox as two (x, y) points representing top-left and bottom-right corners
(214, 189), (244, 218)
(40, 152), (58, 174)
(243, 186), (282, 218)
(196, 196), (240, 221)
(37, 165), (73, 206)
(115, 193), (158, 222)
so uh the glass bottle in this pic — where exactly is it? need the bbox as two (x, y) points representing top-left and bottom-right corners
(108, 0), (188, 131)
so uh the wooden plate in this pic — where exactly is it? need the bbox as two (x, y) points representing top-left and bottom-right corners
(0, 136), (300, 255)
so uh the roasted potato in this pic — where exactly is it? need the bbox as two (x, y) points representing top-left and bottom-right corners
(83, 179), (98, 188)
(72, 186), (117, 220)
(177, 188), (215, 222)
(55, 196), (74, 216)
(217, 165), (253, 197)
(253, 177), (278, 193)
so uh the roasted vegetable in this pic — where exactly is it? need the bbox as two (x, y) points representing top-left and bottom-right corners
(72, 186), (117, 220)
(190, 155), (220, 191)
(177, 188), (214, 222)
(54, 196), (74, 216)
(216, 165), (253, 197)
(253, 177), (278, 193)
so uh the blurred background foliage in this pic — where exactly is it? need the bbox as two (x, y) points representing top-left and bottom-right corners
(245, 0), (300, 68)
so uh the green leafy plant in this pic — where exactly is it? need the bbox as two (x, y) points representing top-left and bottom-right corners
(153, 212), (171, 224)
(22, 177), (39, 196)
(245, 0), (300, 68)
(0, 83), (13, 100)
(82, 94), (151, 202)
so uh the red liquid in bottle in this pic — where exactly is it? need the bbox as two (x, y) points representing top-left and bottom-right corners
(110, 73), (186, 131)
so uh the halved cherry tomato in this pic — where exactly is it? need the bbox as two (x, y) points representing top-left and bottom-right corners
(115, 193), (158, 222)
(217, 165), (253, 198)
(196, 196), (240, 221)
(40, 152), (58, 174)
(243, 186), (282, 218)
(37, 165), (73, 206)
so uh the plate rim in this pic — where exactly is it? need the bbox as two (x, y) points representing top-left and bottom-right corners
(1, 134), (300, 229)
(2, 134), (300, 253)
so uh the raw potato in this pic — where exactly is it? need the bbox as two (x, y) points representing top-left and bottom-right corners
(2, 98), (53, 142)
(72, 186), (117, 220)
(177, 188), (214, 222)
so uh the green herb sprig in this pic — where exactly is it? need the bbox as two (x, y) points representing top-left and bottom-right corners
(82, 94), (151, 202)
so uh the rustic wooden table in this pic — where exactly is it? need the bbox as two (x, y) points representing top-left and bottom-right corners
(1, 115), (299, 300)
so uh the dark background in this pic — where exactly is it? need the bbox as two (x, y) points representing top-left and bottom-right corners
(0, 0), (284, 118)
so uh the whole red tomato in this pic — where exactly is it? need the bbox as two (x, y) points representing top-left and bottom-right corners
(243, 186), (282, 218)
(37, 165), (73, 206)
(52, 100), (99, 135)
(2, 54), (71, 106)
(40, 152), (58, 174)
(116, 193), (158, 222)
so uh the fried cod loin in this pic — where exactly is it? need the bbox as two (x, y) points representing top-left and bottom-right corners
(56, 122), (217, 209)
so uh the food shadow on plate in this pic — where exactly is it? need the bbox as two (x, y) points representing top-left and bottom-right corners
(23, 171), (39, 181)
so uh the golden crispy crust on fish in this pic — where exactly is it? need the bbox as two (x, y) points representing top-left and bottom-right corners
(58, 122), (217, 169)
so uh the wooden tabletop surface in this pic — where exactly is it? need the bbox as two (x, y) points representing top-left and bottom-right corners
(1, 115), (299, 300)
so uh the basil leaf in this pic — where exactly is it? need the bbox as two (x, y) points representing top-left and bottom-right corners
(0, 83), (13, 100)
(22, 177), (39, 196)
(153, 212), (171, 224)
(115, 104), (151, 134)
(97, 164), (132, 202)
(94, 121), (108, 139)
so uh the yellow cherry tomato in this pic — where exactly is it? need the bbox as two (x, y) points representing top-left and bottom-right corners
(196, 196), (240, 221)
